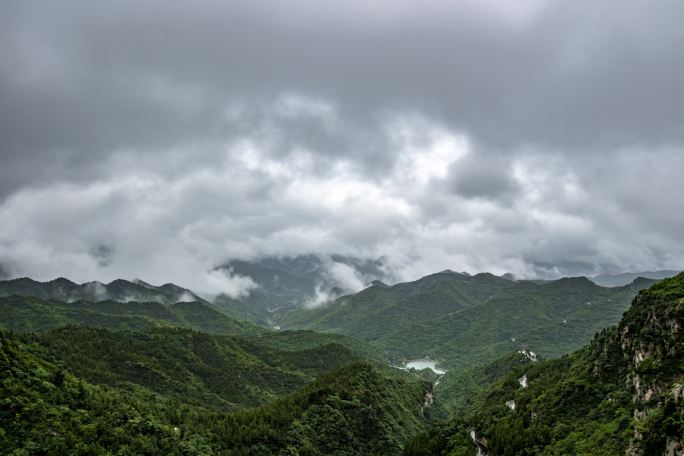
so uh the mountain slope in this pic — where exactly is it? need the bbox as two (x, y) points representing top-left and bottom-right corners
(1, 329), (435, 455)
(434, 351), (537, 418)
(0, 295), (259, 335)
(404, 272), (684, 455)
(285, 271), (646, 368)
(23, 326), (367, 411)
(0, 277), (205, 305)
(590, 269), (680, 287)
(213, 254), (391, 323)
(244, 329), (386, 363)
(220, 362), (439, 455)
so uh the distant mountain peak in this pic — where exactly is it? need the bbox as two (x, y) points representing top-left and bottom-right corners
(0, 277), (205, 305)
(628, 276), (658, 291)
(48, 277), (77, 286)
(550, 276), (594, 286)
(132, 278), (155, 289)
(590, 269), (680, 287)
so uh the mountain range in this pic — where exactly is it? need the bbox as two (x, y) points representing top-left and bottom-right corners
(405, 272), (684, 455)
(1, 331), (438, 454)
(283, 270), (655, 368)
(0, 294), (256, 335)
(0, 277), (204, 305)
(589, 269), (681, 287)
(0, 267), (681, 454)
(213, 254), (391, 323)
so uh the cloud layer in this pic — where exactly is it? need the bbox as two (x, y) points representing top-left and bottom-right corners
(1, 0), (683, 292)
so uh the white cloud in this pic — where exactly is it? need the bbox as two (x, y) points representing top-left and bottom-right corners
(0, 90), (683, 290)
(389, 115), (470, 185)
(302, 285), (336, 309)
(202, 268), (258, 299)
(326, 262), (366, 292)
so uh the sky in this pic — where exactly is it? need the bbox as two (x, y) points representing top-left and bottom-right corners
(1, 0), (683, 295)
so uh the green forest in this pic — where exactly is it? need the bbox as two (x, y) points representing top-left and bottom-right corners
(1, 274), (682, 454)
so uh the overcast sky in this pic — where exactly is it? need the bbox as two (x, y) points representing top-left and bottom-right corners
(1, 0), (683, 294)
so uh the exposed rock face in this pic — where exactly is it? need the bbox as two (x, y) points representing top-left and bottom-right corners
(613, 279), (684, 455)
(402, 275), (683, 455)
(420, 391), (433, 416)
(586, 276), (683, 455)
(665, 436), (683, 456)
(517, 349), (538, 362)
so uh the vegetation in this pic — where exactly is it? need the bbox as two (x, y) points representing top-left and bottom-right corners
(2, 270), (681, 454)
(20, 326), (368, 411)
(0, 329), (435, 455)
(285, 271), (649, 368)
(244, 329), (386, 363)
(434, 351), (536, 418)
(404, 272), (684, 455)
(0, 295), (259, 335)
(0, 277), (205, 305)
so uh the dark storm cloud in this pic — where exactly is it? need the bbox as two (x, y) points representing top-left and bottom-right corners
(3, 1), (683, 176)
(448, 152), (520, 201)
(0, 0), (683, 290)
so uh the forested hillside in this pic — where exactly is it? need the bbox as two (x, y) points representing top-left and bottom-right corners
(285, 271), (651, 368)
(0, 295), (259, 335)
(21, 326), (367, 411)
(0, 277), (204, 305)
(433, 351), (537, 418)
(0, 329), (437, 455)
(1, 272), (679, 455)
(404, 272), (684, 455)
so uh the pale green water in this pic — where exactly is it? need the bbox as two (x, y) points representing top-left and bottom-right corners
(404, 359), (446, 375)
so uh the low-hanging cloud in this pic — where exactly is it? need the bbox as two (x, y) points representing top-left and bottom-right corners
(302, 286), (337, 310)
(202, 269), (258, 300)
(325, 262), (368, 294)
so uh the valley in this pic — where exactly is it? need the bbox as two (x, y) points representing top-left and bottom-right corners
(282, 270), (653, 369)
(1, 269), (681, 454)
(3, 1), (683, 453)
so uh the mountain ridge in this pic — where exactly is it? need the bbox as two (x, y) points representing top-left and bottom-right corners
(284, 272), (655, 368)
(404, 272), (684, 455)
(0, 294), (258, 335)
(589, 269), (680, 287)
(0, 276), (205, 305)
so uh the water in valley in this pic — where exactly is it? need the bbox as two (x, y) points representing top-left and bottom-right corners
(403, 359), (446, 375)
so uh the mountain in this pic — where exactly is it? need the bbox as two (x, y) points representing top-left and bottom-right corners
(1, 269), (678, 454)
(246, 329), (386, 363)
(24, 326), (369, 412)
(1, 329), (436, 454)
(0, 277), (205, 305)
(404, 272), (684, 455)
(590, 269), (680, 287)
(214, 254), (392, 323)
(0, 291), (390, 412)
(0, 294), (259, 335)
(434, 351), (538, 418)
(219, 362), (442, 455)
(284, 271), (651, 368)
